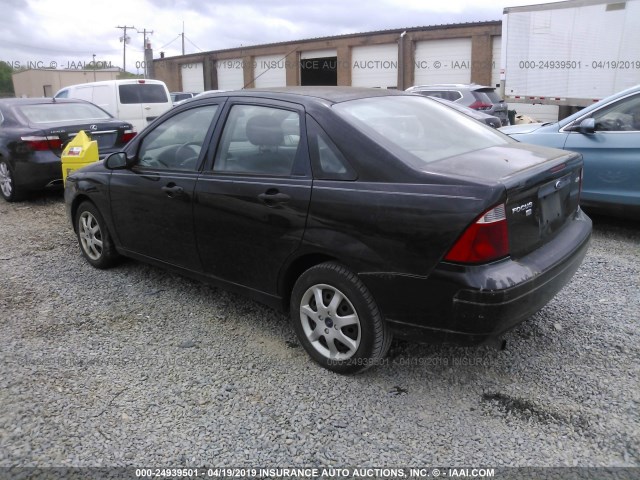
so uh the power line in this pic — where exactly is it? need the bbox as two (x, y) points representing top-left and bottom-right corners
(184, 36), (203, 53)
(159, 35), (181, 50)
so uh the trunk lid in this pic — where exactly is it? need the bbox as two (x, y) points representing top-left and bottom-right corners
(426, 143), (583, 259)
(37, 121), (132, 157)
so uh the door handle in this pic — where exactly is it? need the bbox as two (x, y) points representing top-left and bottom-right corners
(257, 190), (290, 206)
(161, 183), (184, 198)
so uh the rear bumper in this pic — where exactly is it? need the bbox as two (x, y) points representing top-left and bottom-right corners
(13, 152), (62, 190)
(364, 209), (592, 345)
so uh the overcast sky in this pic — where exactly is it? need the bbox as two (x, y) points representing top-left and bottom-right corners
(1, 0), (557, 73)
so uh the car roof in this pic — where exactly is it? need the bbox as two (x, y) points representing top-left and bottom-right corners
(195, 86), (408, 105)
(407, 84), (492, 91)
(0, 97), (95, 106)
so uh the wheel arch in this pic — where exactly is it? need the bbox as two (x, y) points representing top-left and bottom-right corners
(70, 194), (97, 233)
(279, 252), (340, 313)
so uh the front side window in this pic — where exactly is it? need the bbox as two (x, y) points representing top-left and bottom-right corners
(334, 95), (510, 168)
(590, 93), (640, 132)
(137, 105), (218, 170)
(213, 105), (301, 176)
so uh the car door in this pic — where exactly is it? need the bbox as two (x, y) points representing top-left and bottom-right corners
(193, 100), (312, 295)
(109, 103), (221, 270)
(563, 92), (640, 208)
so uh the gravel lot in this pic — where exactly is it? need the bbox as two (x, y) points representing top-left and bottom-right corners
(0, 193), (638, 469)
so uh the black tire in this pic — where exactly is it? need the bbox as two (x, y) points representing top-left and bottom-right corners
(290, 262), (392, 374)
(0, 160), (25, 202)
(75, 201), (119, 269)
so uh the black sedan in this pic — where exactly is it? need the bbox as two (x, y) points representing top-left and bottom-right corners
(0, 98), (136, 202)
(65, 87), (591, 373)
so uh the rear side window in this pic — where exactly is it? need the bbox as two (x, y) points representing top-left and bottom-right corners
(119, 84), (169, 104)
(213, 105), (301, 176)
(306, 117), (356, 180)
(418, 90), (462, 102)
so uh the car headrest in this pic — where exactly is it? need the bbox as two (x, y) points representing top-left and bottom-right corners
(246, 115), (283, 147)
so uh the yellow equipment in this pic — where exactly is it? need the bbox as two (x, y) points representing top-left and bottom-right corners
(61, 130), (99, 186)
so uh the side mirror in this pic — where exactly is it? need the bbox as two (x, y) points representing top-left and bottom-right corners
(104, 152), (129, 170)
(577, 118), (596, 134)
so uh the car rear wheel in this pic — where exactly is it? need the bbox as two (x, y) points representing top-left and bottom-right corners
(76, 201), (119, 269)
(291, 262), (392, 374)
(0, 160), (25, 202)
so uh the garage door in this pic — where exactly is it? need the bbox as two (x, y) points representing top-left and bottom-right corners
(217, 58), (245, 90)
(181, 62), (204, 92)
(254, 54), (287, 88)
(491, 36), (501, 88)
(351, 44), (398, 89)
(301, 49), (338, 86)
(413, 38), (472, 85)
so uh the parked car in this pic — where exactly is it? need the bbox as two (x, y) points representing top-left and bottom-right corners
(0, 98), (135, 202)
(429, 96), (502, 128)
(54, 79), (172, 133)
(501, 84), (640, 218)
(65, 87), (591, 373)
(406, 83), (510, 126)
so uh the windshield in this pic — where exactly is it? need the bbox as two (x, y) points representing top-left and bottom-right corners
(17, 103), (112, 124)
(334, 95), (511, 167)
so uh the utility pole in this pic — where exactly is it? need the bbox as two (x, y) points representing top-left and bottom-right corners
(117, 25), (135, 74)
(137, 28), (154, 77)
(181, 22), (185, 55)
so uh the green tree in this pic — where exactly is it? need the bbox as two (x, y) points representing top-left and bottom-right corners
(0, 61), (15, 97)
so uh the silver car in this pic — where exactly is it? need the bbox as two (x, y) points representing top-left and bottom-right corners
(406, 83), (510, 126)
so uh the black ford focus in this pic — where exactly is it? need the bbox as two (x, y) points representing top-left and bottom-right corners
(64, 87), (591, 373)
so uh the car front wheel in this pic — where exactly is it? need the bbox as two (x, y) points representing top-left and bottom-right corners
(291, 262), (392, 374)
(75, 201), (119, 269)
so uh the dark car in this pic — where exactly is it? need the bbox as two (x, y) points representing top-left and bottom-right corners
(406, 84), (510, 126)
(0, 98), (135, 202)
(429, 96), (502, 128)
(65, 87), (591, 373)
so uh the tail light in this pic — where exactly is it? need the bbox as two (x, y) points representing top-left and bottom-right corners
(121, 129), (137, 143)
(445, 204), (509, 264)
(21, 135), (62, 151)
(468, 101), (493, 111)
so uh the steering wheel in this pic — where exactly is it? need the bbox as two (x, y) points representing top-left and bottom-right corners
(175, 142), (201, 168)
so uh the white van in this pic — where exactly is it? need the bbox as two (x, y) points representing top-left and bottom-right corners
(54, 79), (172, 133)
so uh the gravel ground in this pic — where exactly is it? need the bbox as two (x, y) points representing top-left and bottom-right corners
(0, 193), (638, 468)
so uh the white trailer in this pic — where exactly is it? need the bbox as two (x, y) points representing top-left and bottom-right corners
(501, 0), (640, 108)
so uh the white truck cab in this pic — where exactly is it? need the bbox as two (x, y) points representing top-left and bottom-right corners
(54, 79), (172, 133)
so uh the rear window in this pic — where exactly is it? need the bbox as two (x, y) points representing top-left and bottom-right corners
(16, 103), (112, 124)
(334, 95), (510, 167)
(475, 89), (502, 103)
(119, 84), (169, 104)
